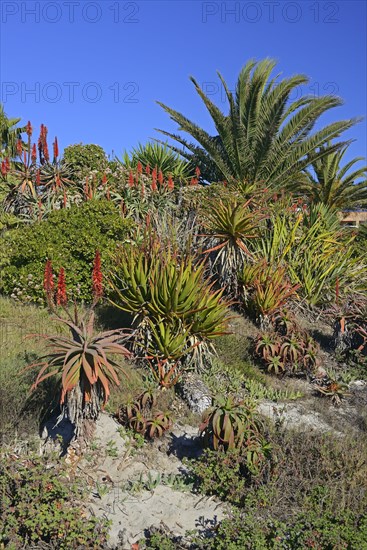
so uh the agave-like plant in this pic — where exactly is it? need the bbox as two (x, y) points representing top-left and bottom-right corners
(26, 310), (131, 439)
(157, 58), (359, 189)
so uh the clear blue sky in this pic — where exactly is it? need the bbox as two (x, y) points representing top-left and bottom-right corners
(1, 0), (366, 164)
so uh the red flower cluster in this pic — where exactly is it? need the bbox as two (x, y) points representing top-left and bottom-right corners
(92, 250), (103, 300)
(16, 139), (23, 156)
(1, 158), (10, 177)
(56, 268), (67, 306)
(53, 137), (59, 160)
(128, 170), (134, 188)
(31, 143), (37, 164)
(44, 260), (54, 306)
(168, 175), (174, 190)
(26, 121), (33, 137)
(38, 124), (50, 164)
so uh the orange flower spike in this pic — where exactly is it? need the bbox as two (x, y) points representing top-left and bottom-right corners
(16, 139), (22, 156)
(31, 143), (37, 164)
(158, 170), (164, 185)
(145, 164), (151, 175)
(102, 173), (107, 185)
(137, 161), (143, 174)
(195, 166), (201, 177)
(92, 250), (103, 300)
(53, 137), (59, 160)
(128, 170), (134, 188)
(168, 175), (174, 190)
(56, 268), (67, 306)
(26, 121), (33, 137)
(43, 260), (54, 307)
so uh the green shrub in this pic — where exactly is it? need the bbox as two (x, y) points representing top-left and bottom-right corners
(0, 452), (110, 549)
(63, 143), (108, 180)
(0, 200), (133, 303)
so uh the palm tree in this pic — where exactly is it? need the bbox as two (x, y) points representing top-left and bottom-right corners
(157, 58), (360, 189)
(0, 104), (24, 158)
(300, 144), (367, 209)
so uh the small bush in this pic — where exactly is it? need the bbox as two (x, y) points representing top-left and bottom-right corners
(0, 200), (133, 303)
(0, 452), (110, 549)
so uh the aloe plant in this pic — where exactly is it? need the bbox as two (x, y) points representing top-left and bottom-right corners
(25, 310), (131, 438)
(241, 261), (300, 325)
(199, 395), (269, 474)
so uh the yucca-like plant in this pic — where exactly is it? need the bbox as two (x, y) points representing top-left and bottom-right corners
(251, 203), (366, 307)
(201, 197), (261, 294)
(157, 58), (359, 189)
(110, 239), (231, 369)
(26, 311), (131, 439)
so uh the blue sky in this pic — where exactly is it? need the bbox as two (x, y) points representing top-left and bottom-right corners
(1, 0), (366, 165)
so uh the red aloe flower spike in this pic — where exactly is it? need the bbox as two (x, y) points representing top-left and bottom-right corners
(168, 175), (174, 190)
(56, 268), (67, 306)
(5, 157), (10, 171)
(53, 137), (59, 160)
(92, 250), (103, 300)
(195, 166), (201, 177)
(1, 161), (6, 177)
(31, 143), (37, 164)
(145, 164), (151, 175)
(43, 140), (50, 163)
(190, 177), (198, 186)
(128, 170), (134, 187)
(151, 167), (157, 180)
(151, 177), (158, 192)
(158, 170), (164, 185)
(43, 260), (54, 306)
(26, 121), (33, 137)
(102, 173), (107, 185)
(137, 161), (143, 174)
(16, 139), (22, 156)
(223, 180), (228, 187)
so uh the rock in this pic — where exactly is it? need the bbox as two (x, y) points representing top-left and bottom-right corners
(177, 373), (212, 414)
(349, 380), (366, 389)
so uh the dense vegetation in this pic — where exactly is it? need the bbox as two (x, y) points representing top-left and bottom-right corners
(0, 59), (366, 549)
